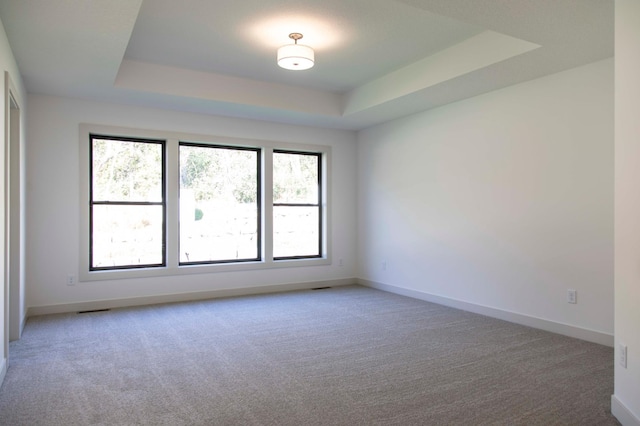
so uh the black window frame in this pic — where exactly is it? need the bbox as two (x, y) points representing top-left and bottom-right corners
(273, 149), (323, 261)
(178, 142), (262, 266)
(89, 134), (167, 271)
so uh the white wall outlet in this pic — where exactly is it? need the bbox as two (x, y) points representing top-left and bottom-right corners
(339, 258), (343, 267)
(382, 261), (387, 271)
(619, 344), (628, 369)
(67, 274), (76, 286)
(567, 289), (577, 304)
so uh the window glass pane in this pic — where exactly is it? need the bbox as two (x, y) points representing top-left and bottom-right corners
(179, 144), (259, 263)
(273, 152), (318, 204)
(92, 138), (163, 202)
(273, 206), (319, 258)
(92, 205), (164, 268)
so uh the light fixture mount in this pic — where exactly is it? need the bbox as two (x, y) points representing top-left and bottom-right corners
(288, 32), (304, 42)
(277, 32), (314, 71)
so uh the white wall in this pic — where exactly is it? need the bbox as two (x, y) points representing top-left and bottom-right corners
(0, 15), (26, 384)
(357, 58), (614, 342)
(25, 95), (357, 310)
(613, 0), (640, 424)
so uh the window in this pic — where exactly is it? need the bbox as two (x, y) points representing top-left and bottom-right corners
(81, 125), (330, 280)
(273, 151), (321, 259)
(89, 135), (166, 270)
(179, 143), (260, 264)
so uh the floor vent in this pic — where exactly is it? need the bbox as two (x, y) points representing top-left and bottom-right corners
(77, 308), (111, 314)
(311, 287), (332, 291)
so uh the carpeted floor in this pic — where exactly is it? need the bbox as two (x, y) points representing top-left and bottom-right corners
(0, 285), (618, 425)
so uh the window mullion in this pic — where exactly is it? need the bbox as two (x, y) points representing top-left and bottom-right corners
(263, 147), (274, 263)
(166, 138), (180, 269)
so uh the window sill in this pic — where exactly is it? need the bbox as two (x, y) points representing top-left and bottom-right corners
(79, 257), (332, 282)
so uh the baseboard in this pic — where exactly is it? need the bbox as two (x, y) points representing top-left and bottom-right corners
(612, 395), (640, 426)
(27, 278), (357, 317)
(359, 279), (614, 347)
(0, 357), (6, 389)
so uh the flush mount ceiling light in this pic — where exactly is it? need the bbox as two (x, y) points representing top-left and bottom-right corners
(277, 33), (314, 70)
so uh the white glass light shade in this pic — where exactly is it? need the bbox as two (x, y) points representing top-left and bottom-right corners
(277, 43), (314, 70)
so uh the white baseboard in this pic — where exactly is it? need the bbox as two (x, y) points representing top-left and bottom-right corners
(359, 279), (614, 347)
(27, 278), (357, 317)
(0, 357), (6, 388)
(612, 395), (640, 426)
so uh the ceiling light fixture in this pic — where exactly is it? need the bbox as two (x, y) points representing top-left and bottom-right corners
(277, 33), (314, 70)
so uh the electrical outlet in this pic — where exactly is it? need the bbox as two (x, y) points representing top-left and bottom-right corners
(382, 261), (387, 271)
(67, 274), (76, 286)
(339, 258), (343, 267)
(567, 289), (577, 304)
(619, 344), (628, 368)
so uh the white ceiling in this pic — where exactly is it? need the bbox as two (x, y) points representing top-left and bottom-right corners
(0, 0), (613, 130)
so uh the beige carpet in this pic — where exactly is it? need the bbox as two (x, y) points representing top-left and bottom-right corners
(0, 285), (618, 425)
